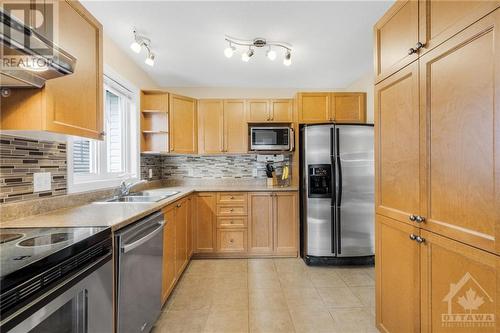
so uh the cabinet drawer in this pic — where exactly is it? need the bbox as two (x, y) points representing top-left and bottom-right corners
(217, 217), (247, 229)
(217, 192), (247, 205)
(217, 229), (247, 253)
(217, 205), (247, 216)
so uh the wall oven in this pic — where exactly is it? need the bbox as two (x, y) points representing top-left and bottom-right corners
(249, 126), (294, 151)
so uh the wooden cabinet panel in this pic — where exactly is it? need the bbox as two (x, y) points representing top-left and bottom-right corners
(331, 93), (366, 123)
(217, 205), (247, 216)
(420, 230), (500, 333)
(170, 94), (197, 154)
(273, 192), (298, 255)
(194, 193), (216, 253)
(142, 91), (169, 112)
(419, 0), (500, 55)
(376, 215), (420, 333)
(270, 99), (293, 122)
(298, 93), (330, 123)
(375, 62), (422, 225)
(174, 199), (188, 277)
(223, 100), (247, 153)
(187, 195), (193, 258)
(217, 229), (247, 253)
(217, 192), (247, 205)
(161, 205), (176, 304)
(217, 217), (247, 229)
(248, 192), (274, 254)
(247, 100), (270, 122)
(420, 10), (500, 253)
(198, 100), (223, 154)
(374, 0), (419, 83)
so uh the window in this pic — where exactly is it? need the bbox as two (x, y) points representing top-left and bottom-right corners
(68, 73), (139, 193)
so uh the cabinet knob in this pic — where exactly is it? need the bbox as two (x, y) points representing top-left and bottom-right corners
(230, 208), (234, 212)
(230, 221), (234, 224)
(409, 214), (417, 222)
(176, 204), (181, 208)
(415, 236), (425, 243)
(415, 216), (425, 223)
(230, 239), (234, 243)
(408, 47), (417, 55)
(409, 234), (417, 241)
(100, 131), (106, 137)
(415, 42), (425, 51)
(230, 196), (235, 199)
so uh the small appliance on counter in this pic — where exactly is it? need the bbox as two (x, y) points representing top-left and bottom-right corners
(0, 226), (113, 332)
(300, 124), (374, 265)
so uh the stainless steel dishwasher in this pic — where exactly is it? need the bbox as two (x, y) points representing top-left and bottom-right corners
(115, 211), (164, 333)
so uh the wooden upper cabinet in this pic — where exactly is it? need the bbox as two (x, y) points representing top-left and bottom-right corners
(141, 91), (169, 153)
(420, 9), (500, 254)
(420, 230), (500, 333)
(375, 62), (422, 226)
(274, 192), (298, 255)
(198, 100), (224, 154)
(298, 93), (331, 123)
(169, 94), (197, 154)
(331, 93), (366, 123)
(376, 215), (420, 333)
(418, 0), (500, 55)
(223, 100), (247, 153)
(270, 99), (293, 122)
(247, 99), (270, 122)
(374, 0), (419, 83)
(248, 192), (274, 254)
(0, 0), (103, 140)
(161, 205), (176, 304)
(194, 193), (216, 253)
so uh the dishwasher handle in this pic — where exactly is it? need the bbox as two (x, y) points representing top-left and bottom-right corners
(121, 221), (164, 254)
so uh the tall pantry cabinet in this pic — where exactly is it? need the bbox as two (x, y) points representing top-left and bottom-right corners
(374, 1), (500, 333)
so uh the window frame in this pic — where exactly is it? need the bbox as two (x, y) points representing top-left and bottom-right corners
(67, 66), (140, 194)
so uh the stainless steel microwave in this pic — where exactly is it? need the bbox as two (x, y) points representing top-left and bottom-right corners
(250, 126), (294, 151)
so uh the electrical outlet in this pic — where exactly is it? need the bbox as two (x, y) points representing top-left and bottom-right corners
(148, 168), (153, 179)
(33, 172), (51, 192)
(252, 168), (258, 177)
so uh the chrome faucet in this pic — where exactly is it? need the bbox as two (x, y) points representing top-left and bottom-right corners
(118, 180), (147, 197)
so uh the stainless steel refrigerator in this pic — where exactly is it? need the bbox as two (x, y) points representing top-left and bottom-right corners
(300, 124), (374, 265)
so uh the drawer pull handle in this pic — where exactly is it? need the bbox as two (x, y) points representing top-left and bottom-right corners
(230, 196), (235, 199)
(230, 239), (234, 243)
(230, 221), (234, 224)
(230, 209), (234, 212)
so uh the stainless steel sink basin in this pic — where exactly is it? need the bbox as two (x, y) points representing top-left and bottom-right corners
(99, 191), (179, 203)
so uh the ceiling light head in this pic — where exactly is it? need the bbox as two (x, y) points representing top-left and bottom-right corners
(266, 48), (277, 61)
(224, 43), (236, 58)
(145, 51), (155, 67)
(283, 49), (292, 66)
(130, 41), (142, 53)
(242, 48), (254, 62)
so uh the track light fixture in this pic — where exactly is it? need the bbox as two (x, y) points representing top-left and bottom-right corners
(224, 36), (292, 66)
(130, 28), (155, 67)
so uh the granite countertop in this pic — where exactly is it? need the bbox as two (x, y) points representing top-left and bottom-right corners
(0, 185), (298, 231)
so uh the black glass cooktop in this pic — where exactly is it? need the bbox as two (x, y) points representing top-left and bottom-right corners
(0, 227), (110, 293)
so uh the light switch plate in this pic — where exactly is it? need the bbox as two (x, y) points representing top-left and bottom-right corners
(33, 172), (51, 192)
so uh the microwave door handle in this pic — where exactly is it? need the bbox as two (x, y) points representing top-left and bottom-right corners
(289, 128), (295, 151)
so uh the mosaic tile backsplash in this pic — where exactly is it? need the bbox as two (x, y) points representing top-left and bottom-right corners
(0, 135), (67, 203)
(140, 154), (292, 181)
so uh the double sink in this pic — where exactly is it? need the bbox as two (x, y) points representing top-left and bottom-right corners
(100, 190), (180, 203)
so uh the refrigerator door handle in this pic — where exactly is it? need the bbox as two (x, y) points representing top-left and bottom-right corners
(335, 128), (342, 254)
(330, 127), (336, 254)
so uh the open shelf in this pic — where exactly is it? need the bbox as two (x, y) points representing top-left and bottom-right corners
(141, 90), (170, 153)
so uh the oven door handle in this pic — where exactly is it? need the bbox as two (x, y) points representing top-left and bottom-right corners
(121, 221), (164, 254)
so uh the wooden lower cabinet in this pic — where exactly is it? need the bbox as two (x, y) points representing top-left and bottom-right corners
(194, 193), (217, 253)
(161, 205), (176, 304)
(274, 192), (298, 256)
(376, 214), (500, 333)
(376, 215), (420, 333)
(217, 229), (247, 253)
(248, 192), (274, 255)
(174, 198), (188, 276)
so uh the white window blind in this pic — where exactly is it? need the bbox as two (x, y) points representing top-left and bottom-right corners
(72, 139), (93, 174)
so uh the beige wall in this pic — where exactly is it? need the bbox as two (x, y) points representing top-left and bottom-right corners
(343, 72), (374, 123)
(103, 33), (159, 90)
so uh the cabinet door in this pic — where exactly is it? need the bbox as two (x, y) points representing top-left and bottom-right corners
(248, 192), (274, 254)
(198, 100), (223, 154)
(162, 205), (176, 304)
(270, 99), (293, 122)
(170, 94), (197, 154)
(174, 199), (188, 277)
(45, 0), (103, 139)
(331, 93), (366, 123)
(247, 100), (270, 122)
(420, 10), (500, 254)
(223, 100), (247, 153)
(217, 229), (247, 253)
(298, 93), (330, 123)
(187, 196), (193, 258)
(419, 0), (500, 55)
(273, 192), (298, 256)
(374, 0), (419, 83)
(194, 193), (216, 253)
(376, 215), (420, 333)
(420, 230), (500, 333)
(375, 62), (423, 225)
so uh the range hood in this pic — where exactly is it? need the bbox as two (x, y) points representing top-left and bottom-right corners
(0, 9), (76, 88)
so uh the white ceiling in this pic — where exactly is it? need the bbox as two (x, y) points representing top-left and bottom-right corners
(82, 1), (393, 89)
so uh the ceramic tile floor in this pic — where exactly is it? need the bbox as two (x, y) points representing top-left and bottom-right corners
(153, 258), (378, 333)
